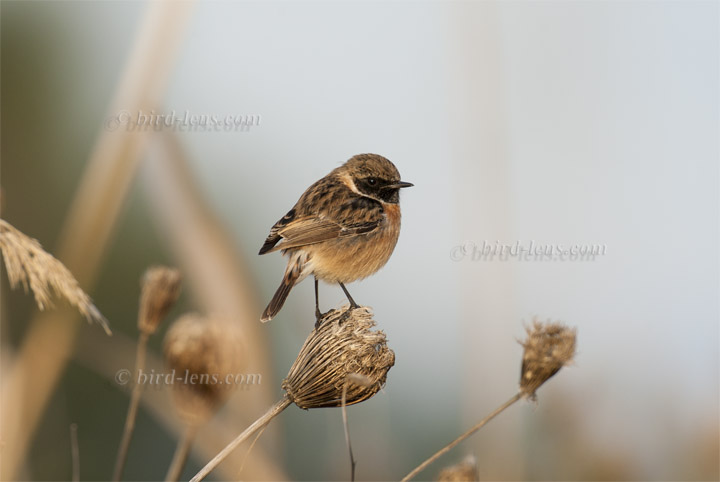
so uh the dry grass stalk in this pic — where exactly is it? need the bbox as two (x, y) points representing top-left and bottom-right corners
(165, 424), (199, 482)
(113, 266), (183, 481)
(0, 219), (110, 335)
(403, 321), (577, 481)
(113, 331), (150, 482)
(283, 306), (395, 409)
(342, 373), (373, 482)
(190, 396), (292, 482)
(138, 266), (181, 335)
(519, 320), (576, 399)
(437, 455), (479, 481)
(190, 305), (394, 482)
(402, 393), (523, 481)
(70, 423), (80, 482)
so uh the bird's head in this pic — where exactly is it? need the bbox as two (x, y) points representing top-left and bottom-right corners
(341, 153), (413, 204)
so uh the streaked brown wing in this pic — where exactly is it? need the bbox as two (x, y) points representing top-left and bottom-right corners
(260, 177), (385, 255)
(259, 208), (296, 254)
(263, 216), (379, 253)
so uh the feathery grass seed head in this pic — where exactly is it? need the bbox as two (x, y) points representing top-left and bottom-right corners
(282, 306), (395, 409)
(0, 219), (110, 334)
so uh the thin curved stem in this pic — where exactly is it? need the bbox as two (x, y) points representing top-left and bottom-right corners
(165, 424), (198, 481)
(113, 331), (149, 481)
(342, 384), (356, 481)
(70, 423), (80, 482)
(190, 396), (292, 482)
(401, 392), (523, 481)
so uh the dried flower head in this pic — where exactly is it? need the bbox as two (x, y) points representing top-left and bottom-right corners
(519, 320), (576, 399)
(138, 266), (181, 335)
(282, 306), (395, 409)
(164, 314), (243, 424)
(0, 218), (110, 334)
(437, 455), (479, 481)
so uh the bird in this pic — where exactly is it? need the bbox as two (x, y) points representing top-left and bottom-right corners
(259, 153), (413, 323)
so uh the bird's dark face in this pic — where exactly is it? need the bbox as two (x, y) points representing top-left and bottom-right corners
(343, 154), (413, 204)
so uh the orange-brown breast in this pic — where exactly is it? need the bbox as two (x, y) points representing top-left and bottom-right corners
(304, 203), (402, 284)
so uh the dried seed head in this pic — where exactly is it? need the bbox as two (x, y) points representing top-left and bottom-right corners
(282, 306), (395, 409)
(163, 314), (243, 424)
(437, 455), (479, 481)
(138, 266), (181, 335)
(519, 320), (576, 399)
(0, 219), (110, 334)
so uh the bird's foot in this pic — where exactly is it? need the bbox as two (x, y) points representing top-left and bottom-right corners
(338, 304), (359, 325)
(315, 308), (331, 329)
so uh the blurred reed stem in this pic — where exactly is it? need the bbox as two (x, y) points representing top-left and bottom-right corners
(165, 424), (199, 482)
(113, 331), (149, 481)
(70, 423), (80, 482)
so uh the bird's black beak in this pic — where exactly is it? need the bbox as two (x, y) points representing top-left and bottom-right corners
(385, 181), (414, 189)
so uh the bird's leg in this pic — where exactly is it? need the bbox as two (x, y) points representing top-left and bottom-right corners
(339, 282), (359, 309)
(337, 283), (359, 324)
(314, 277), (326, 328)
(314, 277), (322, 326)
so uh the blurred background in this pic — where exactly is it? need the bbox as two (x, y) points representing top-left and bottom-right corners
(1, 1), (718, 480)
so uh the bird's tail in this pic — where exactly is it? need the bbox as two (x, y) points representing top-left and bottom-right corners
(261, 253), (306, 322)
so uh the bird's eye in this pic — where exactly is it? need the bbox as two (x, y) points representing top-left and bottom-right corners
(367, 178), (377, 186)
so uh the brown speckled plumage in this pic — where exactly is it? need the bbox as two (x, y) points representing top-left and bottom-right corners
(259, 153), (412, 322)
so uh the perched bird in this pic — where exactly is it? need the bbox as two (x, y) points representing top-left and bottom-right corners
(259, 153), (413, 323)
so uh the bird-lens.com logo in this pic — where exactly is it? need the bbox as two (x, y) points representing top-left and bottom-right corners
(450, 240), (607, 262)
(105, 109), (261, 132)
(115, 368), (262, 389)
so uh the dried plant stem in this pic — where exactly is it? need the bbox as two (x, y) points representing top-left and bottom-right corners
(165, 424), (199, 482)
(342, 383), (357, 482)
(236, 423), (269, 479)
(401, 392), (523, 481)
(70, 423), (80, 482)
(113, 331), (149, 481)
(190, 396), (292, 482)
